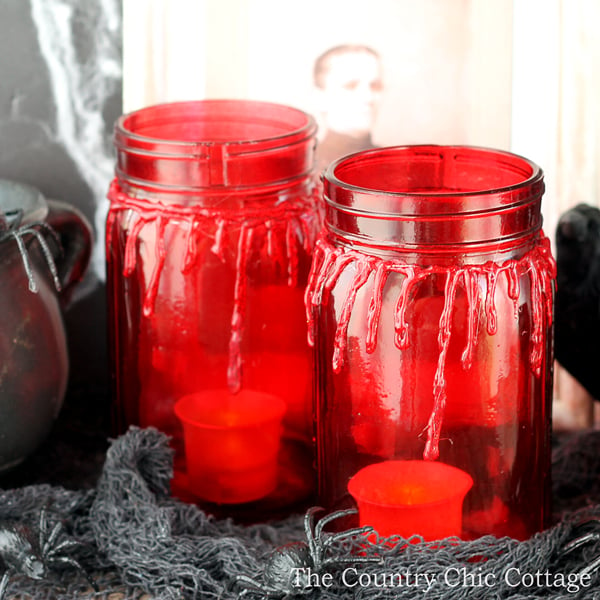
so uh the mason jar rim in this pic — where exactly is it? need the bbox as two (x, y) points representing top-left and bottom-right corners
(112, 99), (318, 191)
(324, 144), (543, 208)
(322, 145), (545, 251)
(115, 99), (317, 155)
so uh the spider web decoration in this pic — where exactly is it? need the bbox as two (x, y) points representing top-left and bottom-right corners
(0, 218), (63, 294)
(29, 0), (122, 283)
(0, 428), (600, 598)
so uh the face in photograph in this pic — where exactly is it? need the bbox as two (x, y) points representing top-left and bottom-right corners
(312, 45), (384, 170)
(314, 45), (384, 138)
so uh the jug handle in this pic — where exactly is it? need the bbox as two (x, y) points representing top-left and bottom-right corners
(45, 199), (93, 305)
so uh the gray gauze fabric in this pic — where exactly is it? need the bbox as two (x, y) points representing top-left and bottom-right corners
(0, 426), (600, 599)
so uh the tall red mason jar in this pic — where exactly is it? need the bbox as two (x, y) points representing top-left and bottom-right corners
(106, 100), (319, 517)
(306, 145), (556, 540)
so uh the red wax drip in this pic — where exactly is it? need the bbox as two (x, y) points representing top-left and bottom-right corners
(393, 267), (427, 350)
(143, 216), (167, 317)
(299, 216), (314, 254)
(305, 234), (556, 460)
(306, 248), (354, 346)
(462, 270), (481, 370)
(304, 243), (326, 347)
(124, 216), (145, 276)
(332, 261), (373, 373)
(210, 218), (226, 260)
(426, 270), (460, 460)
(485, 270), (498, 335)
(506, 268), (521, 320)
(107, 180), (318, 394)
(105, 209), (117, 259)
(266, 220), (275, 257)
(182, 219), (198, 273)
(228, 225), (253, 393)
(366, 263), (389, 353)
(286, 220), (299, 287)
(309, 248), (337, 309)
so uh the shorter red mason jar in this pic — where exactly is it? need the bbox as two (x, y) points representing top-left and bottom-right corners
(106, 100), (319, 519)
(306, 145), (556, 540)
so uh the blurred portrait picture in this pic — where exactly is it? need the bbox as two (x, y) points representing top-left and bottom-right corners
(312, 44), (384, 171)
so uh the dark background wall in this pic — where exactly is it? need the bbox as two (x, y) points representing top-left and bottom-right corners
(0, 0), (122, 486)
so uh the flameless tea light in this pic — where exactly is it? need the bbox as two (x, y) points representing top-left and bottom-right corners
(347, 460), (473, 540)
(174, 389), (286, 505)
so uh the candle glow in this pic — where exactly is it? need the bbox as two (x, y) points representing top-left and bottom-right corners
(175, 389), (286, 505)
(348, 460), (473, 540)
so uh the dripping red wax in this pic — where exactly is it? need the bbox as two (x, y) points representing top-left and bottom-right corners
(306, 236), (555, 461)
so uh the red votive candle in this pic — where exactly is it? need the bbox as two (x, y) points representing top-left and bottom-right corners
(174, 390), (286, 504)
(348, 460), (473, 540)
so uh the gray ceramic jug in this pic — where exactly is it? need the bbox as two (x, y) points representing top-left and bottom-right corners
(0, 179), (92, 471)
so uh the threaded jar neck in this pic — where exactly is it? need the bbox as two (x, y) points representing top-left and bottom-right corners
(323, 145), (545, 254)
(114, 100), (317, 198)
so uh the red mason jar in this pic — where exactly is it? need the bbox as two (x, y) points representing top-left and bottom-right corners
(106, 100), (319, 517)
(306, 145), (556, 540)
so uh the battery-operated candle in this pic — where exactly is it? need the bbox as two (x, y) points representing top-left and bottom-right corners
(175, 389), (286, 505)
(348, 460), (473, 540)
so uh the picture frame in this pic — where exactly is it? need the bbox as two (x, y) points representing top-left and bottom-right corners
(123, 0), (514, 151)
